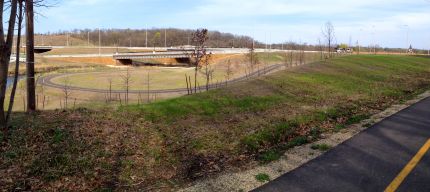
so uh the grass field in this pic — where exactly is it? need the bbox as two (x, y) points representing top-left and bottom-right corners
(47, 52), (321, 91)
(2, 55), (430, 191)
(51, 67), (239, 91)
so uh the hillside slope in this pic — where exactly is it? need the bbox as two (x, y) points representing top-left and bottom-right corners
(1, 55), (430, 191)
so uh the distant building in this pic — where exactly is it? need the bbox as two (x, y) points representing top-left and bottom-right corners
(336, 46), (353, 54)
(407, 45), (414, 54)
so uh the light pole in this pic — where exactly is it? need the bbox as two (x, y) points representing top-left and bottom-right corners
(98, 28), (101, 56)
(187, 33), (190, 46)
(371, 25), (376, 54)
(402, 25), (409, 54)
(264, 33), (267, 51)
(358, 28), (363, 54)
(164, 28), (167, 47)
(145, 28), (148, 48)
(66, 32), (69, 46)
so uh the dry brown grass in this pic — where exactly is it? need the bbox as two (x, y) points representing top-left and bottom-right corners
(47, 57), (118, 65)
(3, 55), (429, 191)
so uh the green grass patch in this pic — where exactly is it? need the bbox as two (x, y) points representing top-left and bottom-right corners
(311, 144), (332, 151)
(255, 173), (271, 182)
(258, 150), (282, 164)
(122, 93), (282, 122)
(345, 114), (371, 125)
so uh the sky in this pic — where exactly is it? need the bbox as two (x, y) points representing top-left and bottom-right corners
(36, 0), (430, 49)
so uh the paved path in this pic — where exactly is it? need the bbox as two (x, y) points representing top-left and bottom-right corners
(253, 97), (430, 192)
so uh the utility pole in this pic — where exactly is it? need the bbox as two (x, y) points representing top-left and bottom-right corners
(164, 28), (167, 47)
(66, 33), (69, 46)
(26, 0), (36, 111)
(187, 34), (190, 45)
(357, 40), (360, 55)
(98, 28), (101, 55)
(405, 25), (409, 54)
(145, 28), (148, 47)
(87, 31), (90, 46)
(265, 33), (267, 51)
(371, 25), (376, 54)
(269, 34), (272, 50)
(358, 28), (363, 55)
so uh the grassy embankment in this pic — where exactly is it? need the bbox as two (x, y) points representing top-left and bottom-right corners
(1, 55), (430, 191)
(45, 52), (320, 92)
(6, 52), (318, 111)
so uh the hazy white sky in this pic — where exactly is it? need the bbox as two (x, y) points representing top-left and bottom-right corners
(37, 0), (430, 49)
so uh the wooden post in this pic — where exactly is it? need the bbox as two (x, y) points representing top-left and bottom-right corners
(185, 74), (190, 95)
(25, 0), (36, 111)
(189, 76), (192, 94)
(42, 95), (46, 110)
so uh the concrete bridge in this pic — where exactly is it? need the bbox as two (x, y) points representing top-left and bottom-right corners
(22, 46), (53, 53)
(34, 46), (53, 53)
(113, 50), (195, 65)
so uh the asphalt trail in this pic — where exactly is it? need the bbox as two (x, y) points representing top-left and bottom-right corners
(253, 97), (430, 192)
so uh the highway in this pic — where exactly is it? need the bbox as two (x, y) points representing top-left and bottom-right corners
(38, 47), (320, 59)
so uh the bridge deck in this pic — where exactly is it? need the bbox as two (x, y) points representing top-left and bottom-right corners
(113, 51), (194, 60)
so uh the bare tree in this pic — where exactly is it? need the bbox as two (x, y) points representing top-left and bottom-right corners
(283, 50), (290, 69)
(287, 43), (294, 67)
(26, 0), (36, 112)
(225, 59), (234, 83)
(0, 0), (19, 130)
(299, 45), (305, 65)
(62, 77), (72, 110)
(246, 43), (258, 77)
(199, 53), (214, 91)
(107, 78), (113, 101)
(191, 29), (209, 93)
(6, 0), (24, 124)
(318, 37), (324, 60)
(121, 68), (132, 105)
(152, 32), (161, 51)
(146, 67), (151, 103)
(322, 22), (335, 59)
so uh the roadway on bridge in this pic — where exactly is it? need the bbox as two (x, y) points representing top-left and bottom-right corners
(253, 96), (430, 192)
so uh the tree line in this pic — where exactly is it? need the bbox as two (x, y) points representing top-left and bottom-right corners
(46, 28), (261, 48)
(38, 28), (429, 54)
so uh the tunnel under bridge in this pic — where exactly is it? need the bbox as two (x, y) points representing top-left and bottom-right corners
(113, 51), (194, 65)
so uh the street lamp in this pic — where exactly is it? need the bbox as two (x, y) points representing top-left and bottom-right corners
(402, 25), (409, 54)
(371, 25), (376, 54)
(98, 28), (101, 56)
(358, 28), (364, 54)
